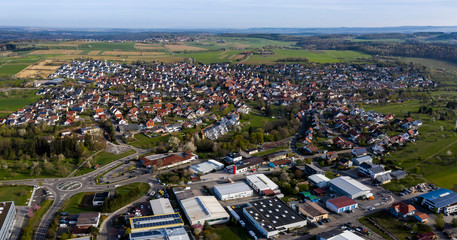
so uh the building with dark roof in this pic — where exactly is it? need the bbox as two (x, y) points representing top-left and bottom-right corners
(226, 156), (264, 174)
(326, 196), (358, 213)
(390, 170), (407, 180)
(0, 201), (15, 240)
(243, 197), (306, 238)
(418, 188), (457, 215)
(304, 164), (325, 175)
(76, 212), (100, 229)
(296, 202), (328, 222)
(92, 191), (109, 206)
(129, 213), (184, 233)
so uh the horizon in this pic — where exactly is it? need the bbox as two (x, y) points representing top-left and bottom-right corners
(2, 0), (457, 29)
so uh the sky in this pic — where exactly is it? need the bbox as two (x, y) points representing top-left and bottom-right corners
(1, 0), (457, 29)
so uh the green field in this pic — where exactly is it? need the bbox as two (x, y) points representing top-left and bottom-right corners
(401, 57), (457, 86)
(129, 134), (170, 149)
(0, 64), (29, 76)
(210, 225), (251, 240)
(253, 146), (289, 157)
(0, 89), (41, 116)
(365, 101), (457, 189)
(359, 211), (432, 240)
(92, 149), (136, 166)
(62, 192), (101, 214)
(0, 185), (33, 206)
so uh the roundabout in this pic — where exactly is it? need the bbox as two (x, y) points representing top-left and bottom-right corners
(56, 181), (82, 191)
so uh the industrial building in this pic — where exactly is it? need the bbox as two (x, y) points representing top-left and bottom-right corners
(149, 198), (174, 215)
(418, 188), (457, 215)
(129, 213), (184, 233)
(141, 152), (197, 170)
(190, 160), (225, 175)
(179, 196), (230, 226)
(245, 174), (280, 195)
(129, 226), (189, 240)
(213, 182), (254, 201)
(326, 196), (358, 213)
(317, 229), (365, 240)
(243, 197), (307, 238)
(0, 201), (16, 240)
(308, 174), (330, 188)
(328, 176), (372, 199)
(226, 156), (264, 174)
(296, 202), (329, 222)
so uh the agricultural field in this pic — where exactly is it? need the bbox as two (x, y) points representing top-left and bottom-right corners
(243, 49), (370, 64)
(0, 64), (29, 76)
(15, 60), (63, 78)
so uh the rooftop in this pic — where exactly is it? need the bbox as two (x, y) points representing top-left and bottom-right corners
(214, 182), (253, 196)
(129, 226), (189, 240)
(420, 188), (457, 208)
(130, 213), (184, 232)
(327, 196), (357, 208)
(244, 197), (306, 232)
(149, 198), (174, 215)
(308, 174), (330, 184)
(180, 196), (229, 223)
(190, 160), (224, 173)
(0, 201), (13, 230)
(329, 176), (371, 195)
(246, 174), (278, 191)
(297, 202), (328, 217)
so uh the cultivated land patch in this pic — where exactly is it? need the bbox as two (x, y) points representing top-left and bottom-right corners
(15, 60), (63, 78)
(134, 43), (165, 50)
(87, 51), (101, 55)
(30, 50), (82, 55)
(165, 44), (207, 51)
(0, 64), (29, 76)
(102, 51), (142, 56)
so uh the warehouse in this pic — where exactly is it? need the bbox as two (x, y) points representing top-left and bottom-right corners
(326, 196), (358, 213)
(308, 174), (330, 188)
(149, 198), (174, 215)
(129, 213), (184, 233)
(180, 196), (230, 226)
(328, 176), (372, 199)
(190, 160), (225, 175)
(243, 197), (306, 238)
(418, 188), (457, 215)
(245, 174), (280, 195)
(213, 182), (254, 201)
(129, 226), (189, 240)
(296, 202), (329, 222)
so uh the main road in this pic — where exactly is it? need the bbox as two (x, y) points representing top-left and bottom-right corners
(0, 140), (156, 240)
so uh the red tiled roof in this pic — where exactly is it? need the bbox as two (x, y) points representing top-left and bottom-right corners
(327, 196), (357, 208)
(391, 202), (416, 215)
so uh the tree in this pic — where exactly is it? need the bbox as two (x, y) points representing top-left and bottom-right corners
(168, 136), (181, 150)
(183, 142), (197, 152)
(452, 218), (457, 228)
(435, 213), (445, 230)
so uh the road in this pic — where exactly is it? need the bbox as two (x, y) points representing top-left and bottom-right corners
(0, 136), (156, 240)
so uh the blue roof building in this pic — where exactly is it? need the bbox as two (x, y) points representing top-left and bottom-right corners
(419, 188), (457, 215)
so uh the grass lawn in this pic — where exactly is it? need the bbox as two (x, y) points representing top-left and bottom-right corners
(0, 89), (41, 115)
(383, 174), (425, 193)
(0, 64), (29, 76)
(359, 211), (432, 240)
(92, 149), (136, 166)
(211, 225), (251, 240)
(62, 192), (101, 214)
(129, 134), (170, 149)
(115, 182), (149, 195)
(0, 185), (33, 206)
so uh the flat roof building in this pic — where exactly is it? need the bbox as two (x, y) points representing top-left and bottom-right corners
(149, 198), (174, 215)
(329, 176), (372, 199)
(76, 212), (100, 229)
(245, 174), (280, 195)
(92, 191), (109, 206)
(243, 197), (306, 238)
(141, 152), (197, 170)
(179, 196), (230, 226)
(213, 182), (254, 201)
(308, 174), (330, 188)
(0, 201), (16, 240)
(129, 226), (190, 240)
(129, 213), (184, 233)
(317, 229), (365, 240)
(190, 160), (225, 175)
